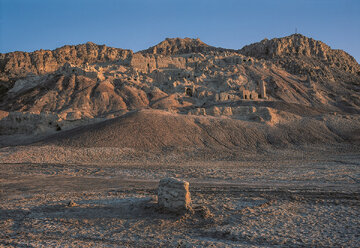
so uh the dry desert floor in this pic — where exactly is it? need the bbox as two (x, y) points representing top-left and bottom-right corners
(0, 145), (359, 247)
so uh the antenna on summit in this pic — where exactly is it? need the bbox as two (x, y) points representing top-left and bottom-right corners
(295, 27), (298, 34)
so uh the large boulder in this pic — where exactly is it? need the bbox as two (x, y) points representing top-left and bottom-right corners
(158, 177), (191, 212)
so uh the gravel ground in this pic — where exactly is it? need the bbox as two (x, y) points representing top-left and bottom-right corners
(0, 146), (359, 247)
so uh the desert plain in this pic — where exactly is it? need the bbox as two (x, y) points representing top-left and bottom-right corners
(0, 35), (359, 247)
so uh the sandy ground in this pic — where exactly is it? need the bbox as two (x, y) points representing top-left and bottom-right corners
(0, 146), (359, 247)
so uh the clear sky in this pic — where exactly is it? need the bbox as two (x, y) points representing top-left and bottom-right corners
(1, 0), (359, 62)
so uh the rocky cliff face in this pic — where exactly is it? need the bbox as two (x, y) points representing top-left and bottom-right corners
(140, 37), (227, 55)
(0, 35), (359, 124)
(0, 42), (132, 80)
(239, 34), (360, 76)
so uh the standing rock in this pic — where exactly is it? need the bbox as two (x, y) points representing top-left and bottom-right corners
(158, 177), (191, 212)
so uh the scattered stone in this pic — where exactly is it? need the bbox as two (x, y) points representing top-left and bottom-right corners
(158, 177), (191, 212)
(192, 205), (213, 219)
(67, 200), (78, 207)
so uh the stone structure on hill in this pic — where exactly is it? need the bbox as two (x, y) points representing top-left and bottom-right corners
(259, 80), (267, 99)
(185, 86), (196, 97)
(239, 86), (259, 100)
(250, 90), (259, 100)
(237, 80), (266, 100)
(0, 34), (359, 123)
(158, 177), (192, 212)
(239, 86), (250, 100)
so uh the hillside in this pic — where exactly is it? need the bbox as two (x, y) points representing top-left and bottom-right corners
(41, 109), (360, 151)
(140, 37), (228, 55)
(0, 34), (359, 149)
(239, 34), (360, 110)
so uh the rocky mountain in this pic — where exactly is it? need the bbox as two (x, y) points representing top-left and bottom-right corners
(239, 34), (360, 107)
(140, 37), (227, 55)
(0, 34), (359, 148)
(0, 42), (132, 80)
(244, 34), (360, 107)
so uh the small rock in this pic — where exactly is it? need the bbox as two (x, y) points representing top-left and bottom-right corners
(158, 177), (191, 212)
(193, 205), (213, 219)
(67, 200), (78, 207)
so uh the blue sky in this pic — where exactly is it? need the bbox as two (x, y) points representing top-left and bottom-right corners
(1, 0), (359, 61)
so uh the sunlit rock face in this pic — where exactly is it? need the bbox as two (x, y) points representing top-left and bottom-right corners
(158, 177), (191, 212)
(239, 34), (360, 76)
(0, 35), (359, 143)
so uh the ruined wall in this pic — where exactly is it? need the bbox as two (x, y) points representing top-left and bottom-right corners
(130, 54), (186, 73)
(130, 53), (157, 73)
(156, 56), (186, 69)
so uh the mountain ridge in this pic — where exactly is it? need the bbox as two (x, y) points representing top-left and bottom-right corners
(1, 34), (359, 79)
(239, 34), (360, 75)
(0, 42), (133, 80)
(0, 34), (359, 148)
(139, 37), (231, 55)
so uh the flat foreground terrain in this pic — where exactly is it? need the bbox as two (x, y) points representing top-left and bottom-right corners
(0, 146), (359, 247)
